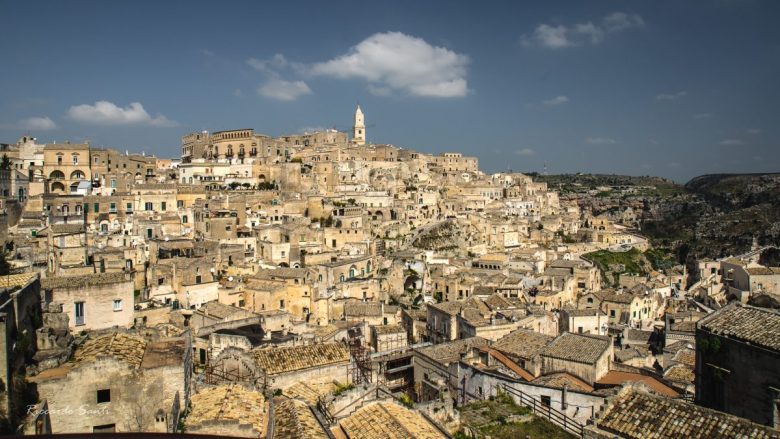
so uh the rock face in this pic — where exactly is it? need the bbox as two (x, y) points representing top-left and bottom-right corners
(31, 303), (74, 373)
(412, 221), (466, 251)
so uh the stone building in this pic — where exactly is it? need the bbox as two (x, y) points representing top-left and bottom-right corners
(40, 272), (135, 331)
(695, 303), (780, 428)
(28, 331), (192, 433)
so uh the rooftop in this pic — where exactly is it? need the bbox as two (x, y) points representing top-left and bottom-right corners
(337, 400), (445, 439)
(186, 384), (267, 436)
(493, 328), (554, 361)
(540, 332), (611, 365)
(273, 398), (329, 439)
(251, 342), (350, 375)
(74, 332), (147, 368)
(416, 337), (488, 365)
(697, 303), (780, 352)
(41, 271), (130, 290)
(595, 386), (778, 439)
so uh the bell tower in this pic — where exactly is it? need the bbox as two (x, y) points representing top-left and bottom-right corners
(352, 105), (366, 146)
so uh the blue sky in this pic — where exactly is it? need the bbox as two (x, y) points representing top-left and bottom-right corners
(1, 0), (778, 181)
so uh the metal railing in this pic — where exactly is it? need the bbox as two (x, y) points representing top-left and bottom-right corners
(500, 384), (584, 438)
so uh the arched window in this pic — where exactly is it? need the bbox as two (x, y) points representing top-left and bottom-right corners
(349, 266), (357, 279)
(71, 170), (85, 180)
(339, 274), (345, 282)
(50, 170), (65, 180)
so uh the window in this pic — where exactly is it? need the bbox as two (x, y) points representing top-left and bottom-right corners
(541, 395), (551, 407)
(113, 300), (122, 311)
(147, 228), (153, 238)
(280, 300), (285, 309)
(177, 200), (184, 208)
(93, 424), (115, 433)
(610, 309), (616, 317)
(182, 215), (188, 224)
(161, 202), (166, 211)
(158, 277), (165, 285)
(126, 202), (132, 212)
(72, 155), (79, 165)
(93, 203), (100, 213)
(96, 389), (111, 403)
(75, 302), (85, 326)
(145, 202), (153, 211)
(110, 179), (116, 188)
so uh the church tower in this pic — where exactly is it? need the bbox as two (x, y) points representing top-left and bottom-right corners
(352, 105), (366, 146)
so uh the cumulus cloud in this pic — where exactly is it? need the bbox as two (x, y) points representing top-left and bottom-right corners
(309, 32), (470, 98)
(522, 12), (644, 49)
(585, 137), (617, 145)
(257, 78), (312, 101)
(719, 138), (744, 146)
(19, 116), (57, 130)
(542, 95), (569, 106)
(67, 101), (178, 127)
(656, 91), (687, 101)
(514, 148), (535, 156)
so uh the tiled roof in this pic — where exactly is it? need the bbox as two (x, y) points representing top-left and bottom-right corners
(373, 324), (405, 335)
(672, 348), (696, 367)
(0, 272), (37, 290)
(416, 337), (488, 365)
(198, 301), (250, 320)
(186, 384), (267, 435)
(284, 382), (337, 406)
(493, 328), (554, 361)
(698, 303), (780, 352)
(596, 386), (778, 439)
(273, 398), (329, 439)
(532, 372), (594, 393)
(41, 271), (130, 290)
(337, 400), (445, 439)
(252, 342), (350, 375)
(73, 332), (147, 368)
(596, 371), (679, 398)
(540, 332), (611, 365)
(344, 301), (382, 317)
(664, 364), (695, 384)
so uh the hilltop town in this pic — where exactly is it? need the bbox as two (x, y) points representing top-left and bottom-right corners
(0, 106), (778, 438)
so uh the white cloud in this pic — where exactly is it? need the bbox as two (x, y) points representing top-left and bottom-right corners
(542, 95), (569, 106)
(67, 101), (178, 127)
(719, 138), (744, 146)
(257, 78), (312, 101)
(747, 128), (762, 135)
(19, 116), (57, 130)
(514, 148), (535, 156)
(522, 11), (644, 49)
(585, 137), (617, 145)
(299, 126), (327, 134)
(309, 32), (470, 98)
(694, 113), (713, 119)
(656, 91), (687, 101)
(603, 12), (645, 32)
(246, 54), (290, 73)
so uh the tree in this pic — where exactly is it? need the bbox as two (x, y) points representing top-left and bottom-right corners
(0, 251), (9, 276)
(0, 154), (10, 171)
